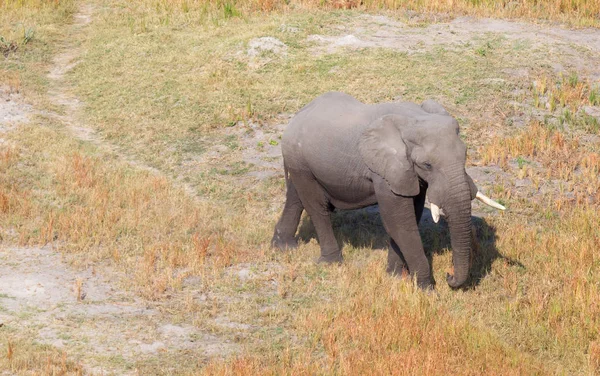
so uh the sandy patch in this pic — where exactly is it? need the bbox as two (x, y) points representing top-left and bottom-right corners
(0, 246), (237, 374)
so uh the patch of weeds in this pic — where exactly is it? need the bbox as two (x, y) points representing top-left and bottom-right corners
(475, 45), (489, 57)
(268, 139), (278, 146)
(516, 156), (529, 169)
(567, 71), (579, 88)
(229, 162), (250, 175)
(558, 108), (573, 129)
(542, 114), (554, 128)
(475, 39), (498, 57)
(554, 108), (598, 133)
(0, 35), (18, 57)
(212, 162), (249, 176)
(224, 135), (240, 150)
(455, 86), (477, 105)
(23, 26), (35, 45)
(575, 114), (599, 133)
(222, 2), (241, 19)
(590, 87), (599, 106)
(0, 25), (35, 57)
(0, 335), (83, 374)
(549, 92), (557, 112)
(532, 91), (540, 108)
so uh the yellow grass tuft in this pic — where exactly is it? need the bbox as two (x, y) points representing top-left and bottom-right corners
(0, 336), (83, 375)
(591, 340), (600, 374)
(533, 72), (599, 113)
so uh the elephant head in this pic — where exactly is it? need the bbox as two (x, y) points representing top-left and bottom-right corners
(359, 104), (504, 288)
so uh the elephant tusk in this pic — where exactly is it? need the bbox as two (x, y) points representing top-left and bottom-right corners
(431, 203), (440, 223)
(476, 191), (506, 211)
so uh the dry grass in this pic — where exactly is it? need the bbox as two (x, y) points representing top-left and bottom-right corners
(482, 91), (600, 207)
(202, 267), (547, 375)
(2, 0), (600, 374)
(0, 335), (83, 375)
(90, 0), (600, 26)
(532, 72), (600, 115)
(0, 122), (250, 300)
(363, 0), (600, 26)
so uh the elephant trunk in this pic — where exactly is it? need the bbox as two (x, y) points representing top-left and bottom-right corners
(444, 169), (473, 289)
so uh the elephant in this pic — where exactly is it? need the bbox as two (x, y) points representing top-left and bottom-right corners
(271, 92), (505, 289)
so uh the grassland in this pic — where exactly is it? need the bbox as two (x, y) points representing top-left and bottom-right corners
(1, 0), (600, 374)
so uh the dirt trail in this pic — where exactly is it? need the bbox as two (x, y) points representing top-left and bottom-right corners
(44, 3), (205, 201)
(45, 4), (162, 169)
(0, 3), (237, 374)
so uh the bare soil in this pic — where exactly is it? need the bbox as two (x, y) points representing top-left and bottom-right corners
(0, 247), (237, 375)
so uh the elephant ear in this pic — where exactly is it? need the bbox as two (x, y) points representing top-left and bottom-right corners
(359, 115), (419, 196)
(421, 99), (449, 115)
(466, 173), (478, 200)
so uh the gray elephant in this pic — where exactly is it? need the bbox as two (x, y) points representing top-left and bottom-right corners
(271, 92), (504, 289)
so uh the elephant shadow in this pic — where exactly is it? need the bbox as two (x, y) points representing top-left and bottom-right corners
(297, 205), (524, 288)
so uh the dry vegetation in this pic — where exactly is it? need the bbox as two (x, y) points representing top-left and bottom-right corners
(1, 0), (600, 374)
(74, 0), (600, 26)
(0, 336), (83, 375)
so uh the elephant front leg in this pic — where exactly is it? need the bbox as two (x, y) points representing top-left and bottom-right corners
(387, 239), (409, 278)
(374, 176), (432, 289)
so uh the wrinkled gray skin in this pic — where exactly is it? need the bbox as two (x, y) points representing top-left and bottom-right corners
(271, 92), (478, 289)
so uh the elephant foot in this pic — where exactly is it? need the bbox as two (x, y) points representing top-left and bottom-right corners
(417, 279), (435, 291)
(387, 265), (435, 290)
(271, 235), (298, 250)
(386, 262), (409, 279)
(317, 252), (343, 264)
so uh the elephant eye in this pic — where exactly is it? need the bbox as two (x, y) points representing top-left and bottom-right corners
(423, 162), (432, 170)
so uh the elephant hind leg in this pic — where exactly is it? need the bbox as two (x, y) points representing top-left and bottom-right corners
(288, 171), (342, 263)
(272, 170), (304, 250)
